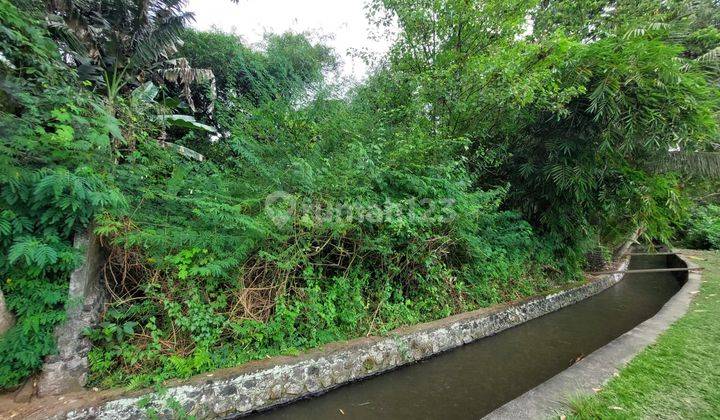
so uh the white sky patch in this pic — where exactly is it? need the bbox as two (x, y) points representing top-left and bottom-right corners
(186, 0), (395, 82)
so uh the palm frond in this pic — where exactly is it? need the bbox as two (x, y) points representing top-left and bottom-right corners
(697, 46), (720, 63)
(162, 57), (216, 113)
(623, 22), (670, 39)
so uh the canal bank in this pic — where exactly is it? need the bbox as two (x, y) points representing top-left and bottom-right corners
(0, 254), (632, 419)
(0, 252), (698, 419)
(565, 249), (719, 419)
(253, 253), (687, 419)
(487, 252), (701, 419)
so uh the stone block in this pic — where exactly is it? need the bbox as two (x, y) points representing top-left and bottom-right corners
(0, 287), (14, 336)
(37, 229), (105, 397)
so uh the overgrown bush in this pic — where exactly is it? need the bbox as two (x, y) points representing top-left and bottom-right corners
(65, 1), (720, 390)
(682, 204), (720, 250)
(85, 85), (569, 387)
(0, 1), (123, 389)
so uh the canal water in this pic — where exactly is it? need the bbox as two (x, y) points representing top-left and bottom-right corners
(251, 255), (683, 419)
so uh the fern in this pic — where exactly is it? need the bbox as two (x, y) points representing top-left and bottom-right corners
(8, 237), (58, 267)
(697, 46), (720, 63)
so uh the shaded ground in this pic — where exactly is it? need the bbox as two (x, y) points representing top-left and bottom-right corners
(567, 249), (720, 419)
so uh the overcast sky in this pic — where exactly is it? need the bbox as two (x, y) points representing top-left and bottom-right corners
(186, 0), (395, 82)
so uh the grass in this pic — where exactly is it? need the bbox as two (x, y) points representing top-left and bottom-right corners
(566, 249), (720, 419)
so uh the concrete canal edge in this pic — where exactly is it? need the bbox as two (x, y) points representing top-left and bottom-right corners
(0, 257), (631, 419)
(485, 252), (701, 420)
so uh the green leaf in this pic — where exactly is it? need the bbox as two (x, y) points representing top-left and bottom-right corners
(131, 82), (160, 104)
(156, 114), (217, 133)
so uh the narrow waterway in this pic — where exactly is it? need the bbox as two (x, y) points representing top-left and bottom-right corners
(251, 255), (683, 419)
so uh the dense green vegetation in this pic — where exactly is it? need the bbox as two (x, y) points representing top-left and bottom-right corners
(568, 250), (720, 418)
(1, 0), (718, 391)
(0, 1), (125, 388)
(682, 204), (720, 249)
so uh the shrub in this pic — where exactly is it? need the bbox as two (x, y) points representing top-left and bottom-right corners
(682, 204), (720, 250)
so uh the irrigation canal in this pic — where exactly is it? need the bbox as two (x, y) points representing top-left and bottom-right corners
(250, 254), (683, 419)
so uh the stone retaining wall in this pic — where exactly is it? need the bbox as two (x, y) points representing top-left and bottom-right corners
(0, 288), (14, 336)
(53, 257), (630, 419)
(38, 230), (106, 397)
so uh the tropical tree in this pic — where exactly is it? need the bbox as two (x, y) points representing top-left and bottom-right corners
(368, 0), (719, 247)
(547, 0), (720, 175)
(178, 29), (337, 105)
(44, 0), (193, 108)
(0, 0), (125, 387)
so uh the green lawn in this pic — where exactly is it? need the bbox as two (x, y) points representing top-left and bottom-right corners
(566, 249), (720, 419)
